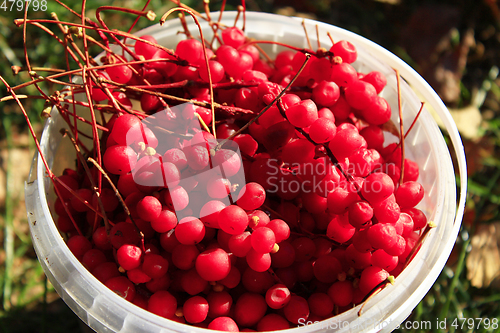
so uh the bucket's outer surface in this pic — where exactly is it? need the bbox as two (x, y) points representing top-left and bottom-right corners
(25, 11), (467, 333)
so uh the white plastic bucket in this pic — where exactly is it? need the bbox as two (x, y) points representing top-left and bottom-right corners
(25, 11), (467, 333)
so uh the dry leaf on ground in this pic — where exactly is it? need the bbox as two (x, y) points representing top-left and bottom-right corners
(466, 222), (500, 288)
(448, 105), (483, 140)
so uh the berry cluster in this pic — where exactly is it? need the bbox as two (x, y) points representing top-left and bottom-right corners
(53, 20), (428, 332)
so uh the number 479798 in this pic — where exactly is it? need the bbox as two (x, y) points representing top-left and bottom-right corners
(0, 0), (47, 11)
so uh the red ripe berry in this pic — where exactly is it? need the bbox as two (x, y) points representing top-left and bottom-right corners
(217, 45), (253, 80)
(92, 262), (120, 283)
(217, 123), (240, 139)
(283, 295), (310, 324)
(105, 276), (136, 301)
(150, 209), (178, 233)
(285, 99), (318, 128)
(109, 114), (144, 146)
(67, 235), (92, 260)
(327, 186), (360, 214)
(116, 244), (142, 270)
(385, 235), (411, 255)
(328, 126), (367, 159)
(142, 253), (169, 279)
(176, 38), (204, 64)
(134, 35), (158, 59)
(309, 117), (337, 143)
(183, 296), (209, 324)
(103, 145), (137, 175)
(403, 207), (427, 231)
(234, 292), (267, 327)
(372, 249), (399, 272)
(54, 175), (79, 200)
(208, 317), (239, 332)
(257, 314), (290, 331)
(313, 255), (343, 283)
(246, 248), (272, 272)
(312, 80), (340, 107)
(127, 268), (151, 284)
(181, 269), (208, 296)
(175, 217), (205, 245)
(236, 182), (266, 210)
(219, 265), (242, 289)
(82, 249), (107, 271)
(147, 290), (177, 319)
(270, 241), (296, 268)
(106, 57), (133, 84)
(308, 292), (334, 317)
(147, 49), (178, 77)
(275, 50), (295, 69)
(207, 291), (233, 318)
(140, 93), (162, 112)
(207, 177), (231, 199)
(240, 44), (260, 63)
(281, 139), (316, 164)
(367, 223), (397, 250)
(247, 210), (270, 230)
(395, 181), (425, 208)
(344, 80), (377, 110)
(360, 125), (385, 151)
(404, 159), (420, 182)
(199, 60), (225, 83)
(136, 196), (162, 222)
(359, 266), (390, 295)
(327, 280), (354, 307)
(228, 232), (252, 257)
(330, 40), (357, 64)
(348, 201), (374, 228)
(345, 243), (373, 269)
(183, 145), (209, 171)
(330, 63), (358, 87)
(265, 283), (291, 309)
(195, 248), (231, 281)
(232, 134), (259, 157)
(251, 227), (276, 253)
(372, 194), (401, 224)
(361, 71), (387, 94)
(361, 95), (392, 126)
(70, 188), (93, 212)
(163, 148), (188, 171)
(218, 205), (249, 235)
(221, 26), (246, 48)
(266, 219), (290, 243)
(200, 200), (226, 228)
(109, 222), (140, 248)
(361, 172), (394, 204)
(326, 215), (356, 244)
(292, 237), (316, 262)
(164, 185), (189, 211)
(212, 149), (242, 178)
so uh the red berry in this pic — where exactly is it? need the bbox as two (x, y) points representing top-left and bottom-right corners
(196, 248), (231, 281)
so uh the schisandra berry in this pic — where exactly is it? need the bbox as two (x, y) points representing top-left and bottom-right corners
(195, 248), (231, 281)
(265, 283), (291, 309)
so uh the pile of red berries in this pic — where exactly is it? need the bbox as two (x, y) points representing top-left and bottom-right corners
(54, 24), (428, 332)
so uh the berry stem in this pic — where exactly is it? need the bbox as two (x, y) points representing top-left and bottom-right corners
(357, 278), (393, 316)
(301, 20), (313, 50)
(160, 6), (217, 136)
(403, 221), (436, 268)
